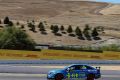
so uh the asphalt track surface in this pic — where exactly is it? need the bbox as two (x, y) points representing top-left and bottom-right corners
(0, 64), (119, 80)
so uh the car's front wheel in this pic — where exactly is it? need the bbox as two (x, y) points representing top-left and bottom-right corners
(87, 74), (95, 80)
(55, 74), (64, 80)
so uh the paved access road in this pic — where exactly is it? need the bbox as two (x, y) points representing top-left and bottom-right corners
(0, 64), (119, 80)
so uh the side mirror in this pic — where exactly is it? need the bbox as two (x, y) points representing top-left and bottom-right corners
(66, 68), (70, 72)
(67, 68), (73, 72)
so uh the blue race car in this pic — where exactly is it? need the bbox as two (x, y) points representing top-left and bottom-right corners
(47, 64), (101, 80)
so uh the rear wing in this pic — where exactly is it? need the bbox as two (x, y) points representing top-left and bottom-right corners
(96, 67), (101, 72)
(96, 67), (101, 70)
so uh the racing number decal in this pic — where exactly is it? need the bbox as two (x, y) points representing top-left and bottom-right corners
(76, 73), (79, 78)
(71, 73), (79, 78)
(67, 73), (85, 78)
(66, 73), (70, 78)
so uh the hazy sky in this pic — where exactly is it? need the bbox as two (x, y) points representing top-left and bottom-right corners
(96, 0), (120, 3)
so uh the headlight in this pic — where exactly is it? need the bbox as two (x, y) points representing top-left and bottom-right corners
(48, 72), (55, 75)
(49, 72), (53, 75)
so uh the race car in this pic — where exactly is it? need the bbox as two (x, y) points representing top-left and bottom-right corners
(47, 64), (101, 80)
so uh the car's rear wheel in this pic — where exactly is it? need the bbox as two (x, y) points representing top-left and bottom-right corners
(87, 74), (94, 80)
(55, 74), (63, 80)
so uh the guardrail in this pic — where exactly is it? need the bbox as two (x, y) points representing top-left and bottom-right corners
(0, 60), (119, 65)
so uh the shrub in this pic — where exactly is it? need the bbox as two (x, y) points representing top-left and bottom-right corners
(0, 27), (35, 50)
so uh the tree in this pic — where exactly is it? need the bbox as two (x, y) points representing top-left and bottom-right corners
(4, 16), (10, 24)
(83, 30), (91, 40)
(0, 20), (2, 24)
(27, 22), (35, 32)
(75, 27), (82, 37)
(67, 25), (73, 33)
(0, 27), (35, 50)
(52, 25), (59, 33)
(83, 24), (91, 40)
(28, 22), (32, 28)
(92, 28), (101, 40)
(32, 20), (35, 24)
(92, 28), (99, 37)
(16, 21), (20, 26)
(31, 24), (36, 32)
(50, 25), (54, 30)
(38, 22), (45, 31)
(8, 21), (14, 26)
(84, 24), (91, 31)
(60, 25), (64, 31)
(21, 25), (25, 29)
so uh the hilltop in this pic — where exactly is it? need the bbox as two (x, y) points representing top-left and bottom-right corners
(0, 0), (120, 46)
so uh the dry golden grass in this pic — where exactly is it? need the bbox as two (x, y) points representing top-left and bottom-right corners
(42, 50), (120, 60)
(0, 49), (119, 60)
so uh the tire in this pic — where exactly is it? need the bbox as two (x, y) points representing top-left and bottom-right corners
(87, 74), (94, 80)
(55, 74), (64, 80)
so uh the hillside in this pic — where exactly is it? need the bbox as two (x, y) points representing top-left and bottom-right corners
(0, 0), (120, 46)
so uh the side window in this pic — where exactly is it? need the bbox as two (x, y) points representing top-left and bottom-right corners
(69, 66), (75, 70)
(69, 65), (80, 70)
(79, 65), (87, 70)
(75, 65), (80, 70)
(85, 66), (93, 69)
(69, 65), (89, 70)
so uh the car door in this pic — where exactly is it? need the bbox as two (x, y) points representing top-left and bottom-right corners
(65, 65), (86, 79)
(76, 65), (86, 79)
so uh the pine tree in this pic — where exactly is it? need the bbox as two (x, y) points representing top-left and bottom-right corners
(32, 20), (35, 24)
(27, 22), (36, 32)
(84, 24), (91, 31)
(67, 25), (73, 33)
(28, 22), (33, 28)
(4, 16), (10, 24)
(60, 25), (64, 31)
(83, 30), (90, 39)
(83, 24), (91, 40)
(31, 24), (36, 32)
(75, 27), (82, 37)
(21, 25), (25, 29)
(92, 28), (99, 37)
(8, 21), (14, 26)
(16, 21), (20, 26)
(53, 25), (59, 33)
(0, 20), (2, 24)
(50, 25), (54, 30)
(38, 22), (45, 31)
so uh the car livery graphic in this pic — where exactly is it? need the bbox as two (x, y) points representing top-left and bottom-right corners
(47, 64), (101, 80)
